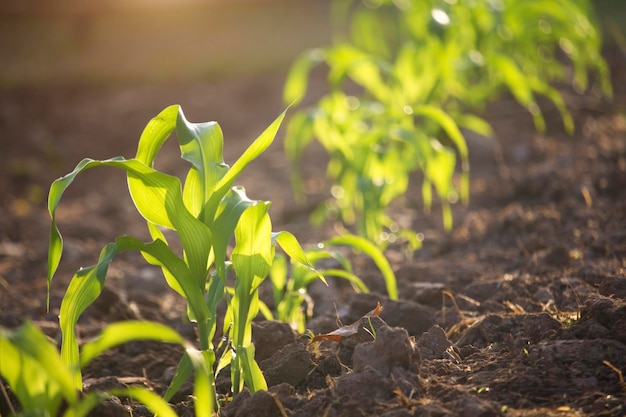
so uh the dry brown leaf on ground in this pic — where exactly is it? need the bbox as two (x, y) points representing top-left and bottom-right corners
(310, 302), (383, 343)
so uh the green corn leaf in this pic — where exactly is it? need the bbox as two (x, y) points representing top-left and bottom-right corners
(231, 203), (272, 394)
(189, 349), (217, 417)
(422, 179), (433, 213)
(412, 106), (469, 205)
(205, 108), (288, 223)
(80, 321), (186, 368)
(114, 236), (210, 334)
(163, 353), (193, 402)
(176, 108), (229, 217)
(284, 49), (326, 105)
(59, 235), (211, 389)
(493, 56), (546, 132)
(212, 187), (257, 280)
(232, 202), (273, 295)
(0, 321), (77, 413)
(182, 167), (204, 218)
(528, 78), (575, 134)
(135, 104), (179, 167)
(273, 230), (326, 285)
(327, 44), (388, 102)
(425, 143), (456, 204)
(143, 222), (185, 297)
(324, 234), (398, 300)
(457, 114), (493, 138)
(162, 348), (217, 414)
(47, 157), (212, 296)
(59, 243), (117, 389)
(412, 105), (468, 159)
(0, 338), (62, 415)
(322, 268), (369, 293)
(110, 388), (178, 417)
(239, 344), (268, 393)
(47, 158), (178, 275)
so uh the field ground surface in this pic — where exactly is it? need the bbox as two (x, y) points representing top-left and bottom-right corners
(1, 1), (626, 416)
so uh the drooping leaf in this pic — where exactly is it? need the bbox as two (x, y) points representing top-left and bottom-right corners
(273, 230), (326, 285)
(80, 321), (186, 368)
(110, 387), (178, 417)
(324, 235), (398, 300)
(135, 104), (179, 168)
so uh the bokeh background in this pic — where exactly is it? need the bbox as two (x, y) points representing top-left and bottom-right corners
(0, 0), (624, 240)
(0, 0), (334, 87)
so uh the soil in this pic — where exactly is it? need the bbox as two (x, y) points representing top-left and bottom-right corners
(2, 45), (626, 417)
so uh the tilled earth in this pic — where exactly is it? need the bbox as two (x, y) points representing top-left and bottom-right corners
(1, 59), (626, 416)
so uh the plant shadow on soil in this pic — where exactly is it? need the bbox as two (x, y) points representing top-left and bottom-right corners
(2, 33), (626, 417)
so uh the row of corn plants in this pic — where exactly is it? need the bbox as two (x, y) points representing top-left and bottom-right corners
(284, 0), (611, 249)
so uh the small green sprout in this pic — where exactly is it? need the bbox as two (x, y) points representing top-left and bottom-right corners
(364, 316), (377, 340)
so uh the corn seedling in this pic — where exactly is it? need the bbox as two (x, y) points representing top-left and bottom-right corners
(269, 234), (396, 333)
(284, 0), (611, 249)
(0, 320), (206, 417)
(47, 105), (321, 412)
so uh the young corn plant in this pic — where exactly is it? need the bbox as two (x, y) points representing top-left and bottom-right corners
(0, 320), (208, 417)
(47, 105), (320, 413)
(269, 234), (397, 333)
(284, 0), (611, 249)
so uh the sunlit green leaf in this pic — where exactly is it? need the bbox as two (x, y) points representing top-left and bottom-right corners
(239, 344), (268, 393)
(80, 321), (186, 368)
(111, 387), (178, 417)
(284, 49), (326, 105)
(0, 322), (76, 413)
(324, 234), (397, 300)
(59, 243), (117, 389)
(206, 109), (288, 223)
(273, 230), (326, 285)
(135, 104), (179, 167)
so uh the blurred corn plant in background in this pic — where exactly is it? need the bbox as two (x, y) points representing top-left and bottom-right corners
(284, 0), (611, 250)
